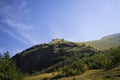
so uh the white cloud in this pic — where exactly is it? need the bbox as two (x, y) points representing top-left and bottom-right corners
(0, 0), (38, 45)
(50, 24), (63, 39)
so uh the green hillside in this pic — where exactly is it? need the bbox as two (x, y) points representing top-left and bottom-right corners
(82, 33), (120, 50)
(24, 46), (120, 80)
(25, 67), (120, 80)
(60, 66), (120, 80)
(11, 33), (120, 80)
(12, 39), (97, 74)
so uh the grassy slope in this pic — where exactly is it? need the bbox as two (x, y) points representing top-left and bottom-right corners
(25, 66), (120, 80)
(61, 66), (120, 80)
(13, 38), (97, 74)
(22, 33), (120, 80)
(77, 33), (120, 50)
(24, 72), (57, 80)
(85, 39), (119, 50)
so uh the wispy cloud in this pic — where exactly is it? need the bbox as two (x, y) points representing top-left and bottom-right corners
(50, 24), (63, 39)
(0, 26), (28, 44)
(0, 0), (38, 45)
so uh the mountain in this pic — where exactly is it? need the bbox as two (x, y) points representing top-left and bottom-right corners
(24, 46), (120, 80)
(12, 33), (120, 79)
(12, 33), (120, 74)
(12, 39), (97, 74)
(82, 33), (120, 50)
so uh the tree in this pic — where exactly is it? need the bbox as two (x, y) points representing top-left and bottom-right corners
(0, 51), (24, 80)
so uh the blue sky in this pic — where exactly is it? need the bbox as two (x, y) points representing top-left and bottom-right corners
(0, 0), (120, 56)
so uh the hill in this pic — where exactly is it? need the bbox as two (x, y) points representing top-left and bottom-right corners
(24, 46), (120, 80)
(82, 33), (120, 50)
(12, 38), (97, 74)
(12, 33), (120, 80)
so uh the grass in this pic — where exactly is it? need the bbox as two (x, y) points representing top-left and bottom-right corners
(24, 70), (103, 80)
(76, 33), (120, 50)
(25, 66), (120, 80)
(60, 66), (120, 80)
(60, 70), (103, 80)
(24, 72), (57, 80)
(77, 39), (120, 50)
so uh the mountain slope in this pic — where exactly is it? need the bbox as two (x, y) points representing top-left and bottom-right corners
(12, 33), (120, 79)
(12, 39), (97, 74)
(83, 33), (120, 50)
(60, 66), (120, 80)
(24, 46), (120, 80)
(12, 33), (120, 74)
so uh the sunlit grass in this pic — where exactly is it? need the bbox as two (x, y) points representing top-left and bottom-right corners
(24, 72), (57, 80)
(60, 66), (120, 80)
(24, 66), (120, 80)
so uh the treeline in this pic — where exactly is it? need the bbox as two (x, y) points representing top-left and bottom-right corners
(0, 52), (24, 80)
(54, 47), (120, 78)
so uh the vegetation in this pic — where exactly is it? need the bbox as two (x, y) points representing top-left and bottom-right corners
(12, 39), (97, 74)
(59, 67), (120, 80)
(25, 72), (57, 80)
(0, 51), (24, 80)
(79, 33), (120, 50)
(49, 47), (120, 78)
(24, 46), (120, 80)
(9, 33), (120, 79)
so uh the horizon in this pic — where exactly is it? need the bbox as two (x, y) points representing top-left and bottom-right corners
(0, 0), (120, 56)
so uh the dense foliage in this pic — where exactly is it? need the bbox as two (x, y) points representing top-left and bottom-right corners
(12, 39), (97, 74)
(55, 47), (120, 78)
(0, 52), (24, 80)
(87, 47), (120, 70)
